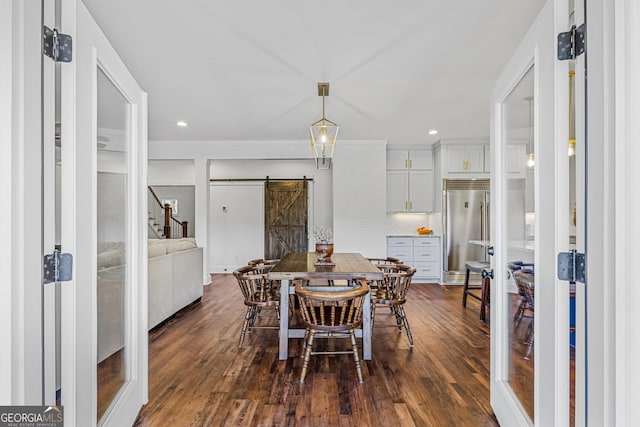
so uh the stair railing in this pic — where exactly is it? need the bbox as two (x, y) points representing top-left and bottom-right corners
(148, 186), (188, 238)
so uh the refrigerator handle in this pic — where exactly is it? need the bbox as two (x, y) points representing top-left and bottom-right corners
(480, 202), (484, 241)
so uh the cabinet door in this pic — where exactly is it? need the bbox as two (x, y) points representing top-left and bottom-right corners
(387, 150), (409, 170)
(506, 143), (527, 177)
(409, 170), (434, 212)
(447, 145), (485, 172)
(386, 171), (408, 211)
(408, 149), (432, 170)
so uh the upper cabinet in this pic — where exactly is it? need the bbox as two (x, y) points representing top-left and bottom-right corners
(433, 139), (489, 212)
(446, 144), (485, 173)
(484, 142), (528, 177)
(386, 148), (434, 213)
(387, 149), (433, 170)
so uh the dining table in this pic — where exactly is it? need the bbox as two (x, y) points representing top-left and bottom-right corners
(267, 252), (384, 361)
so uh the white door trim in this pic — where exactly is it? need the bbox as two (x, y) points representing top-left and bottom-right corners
(614, 1), (640, 425)
(1, 0), (45, 405)
(0, 0), (15, 403)
(60, 1), (148, 425)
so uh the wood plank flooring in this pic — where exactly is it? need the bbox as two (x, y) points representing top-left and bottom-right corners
(134, 275), (500, 426)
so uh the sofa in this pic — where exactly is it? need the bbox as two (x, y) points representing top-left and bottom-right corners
(97, 238), (204, 363)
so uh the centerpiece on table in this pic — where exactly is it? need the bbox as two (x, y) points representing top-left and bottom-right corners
(313, 225), (334, 265)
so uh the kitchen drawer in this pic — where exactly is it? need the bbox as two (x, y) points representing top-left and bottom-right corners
(413, 247), (439, 261)
(388, 248), (412, 261)
(414, 237), (439, 247)
(413, 262), (440, 279)
(387, 237), (413, 247)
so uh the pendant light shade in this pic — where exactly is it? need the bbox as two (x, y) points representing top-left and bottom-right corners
(309, 83), (339, 169)
(568, 69), (576, 156)
(525, 96), (535, 168)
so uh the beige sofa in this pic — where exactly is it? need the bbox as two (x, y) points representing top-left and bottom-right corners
(97, 238), (204, 362)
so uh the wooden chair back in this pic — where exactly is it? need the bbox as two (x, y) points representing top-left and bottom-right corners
(233, 265), (279, 307)
(295, 280), (369, 332)
(374, 264), (416, 304)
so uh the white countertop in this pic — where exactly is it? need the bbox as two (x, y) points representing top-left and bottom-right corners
(387, 234), (440, 238)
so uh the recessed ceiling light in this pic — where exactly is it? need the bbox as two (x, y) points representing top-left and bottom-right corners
(176, 121), (188, 127)
(428, 129), (438, 135)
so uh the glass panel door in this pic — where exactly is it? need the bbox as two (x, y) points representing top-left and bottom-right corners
(59, 1), (147, 425)
(502, 67), (536, 421)
(96, 67), (130, 421)
(490, 2), (572, 425)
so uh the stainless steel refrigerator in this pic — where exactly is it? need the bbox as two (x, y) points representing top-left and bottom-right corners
(442, 179), (490, 283)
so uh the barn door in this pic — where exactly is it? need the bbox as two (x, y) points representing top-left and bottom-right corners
(264, 180), (308, 259)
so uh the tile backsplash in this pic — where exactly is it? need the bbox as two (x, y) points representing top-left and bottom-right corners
(386, 213), (442, 236)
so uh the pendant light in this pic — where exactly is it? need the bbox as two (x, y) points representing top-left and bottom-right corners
(525, 96), (535, 168)
(309, 83), (339, 169)
(568, 69), (576, 156)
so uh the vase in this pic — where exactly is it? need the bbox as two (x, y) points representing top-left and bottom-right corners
(315, 243), (334, 262)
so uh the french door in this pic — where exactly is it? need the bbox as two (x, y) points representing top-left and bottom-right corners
(58, 0), (148, 425)
(489, 0), (581, 425)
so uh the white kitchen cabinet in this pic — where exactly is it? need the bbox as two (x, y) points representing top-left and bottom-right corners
(433, 140), (490, 212)
(387, 149), (432, 170)
(484, 142), (527, 177)
(386, 148), (434, 212)
(386, 170), (433, 212)
(525, 167), (535, 212)
(446, 145), (485, 173)
(387, 236), (442, 282)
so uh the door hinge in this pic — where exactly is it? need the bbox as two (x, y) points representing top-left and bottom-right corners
(557, 23), (585, 61)
(44, 248), (73, 283)
(43, 26), (72, 63)
(557, 249), (585, 284)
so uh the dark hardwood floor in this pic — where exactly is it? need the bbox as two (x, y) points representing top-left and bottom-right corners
(133, 275), (500, 426)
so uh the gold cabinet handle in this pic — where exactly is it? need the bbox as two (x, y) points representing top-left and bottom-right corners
(409, 159), (413, 169)
(405, 159), (408, 169)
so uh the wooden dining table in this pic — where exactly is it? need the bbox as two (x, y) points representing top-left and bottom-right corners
(267, 252), (384, 360)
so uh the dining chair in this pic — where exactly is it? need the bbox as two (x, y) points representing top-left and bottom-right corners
(370, 264), (416, 347)
(295, 280), (369, 383)
(508, 261), (534, 332)
(233, 265), (280, 349)
(367, 256), (402, 266)
(513, 269), (535, 360)
(365, 257), (402, 290)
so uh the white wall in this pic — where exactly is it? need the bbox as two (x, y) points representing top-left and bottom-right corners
(333, 141), (387, 257)
(148, 159), (195, 185)
(209, 183), (264, 272)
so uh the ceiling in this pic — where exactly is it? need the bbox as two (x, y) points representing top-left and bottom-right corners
(83, 0), (546, 145)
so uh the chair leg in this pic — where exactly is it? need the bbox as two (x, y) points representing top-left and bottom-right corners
(238, 306), (254, 349)
(513, 298), (525, 332)
(523, 321), (534, 360)
(462, 267), (471, 307)
(480, 276), (490, 321)
(392, 306), (403, 331)
(349, 330), (364, 383)
(396, 305), (414, 348)
(299, 330), (315, 383)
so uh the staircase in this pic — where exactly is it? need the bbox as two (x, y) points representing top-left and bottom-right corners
(148, 211), (163, 238)
(148, 186), (188, 239)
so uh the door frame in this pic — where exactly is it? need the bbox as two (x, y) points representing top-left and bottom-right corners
(612, 0), (640, 424)
(489, 1), (572, 425)
(59, 0), (148, 425)
(0, 0), (46, 404)
(588, 0), (640, 424)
